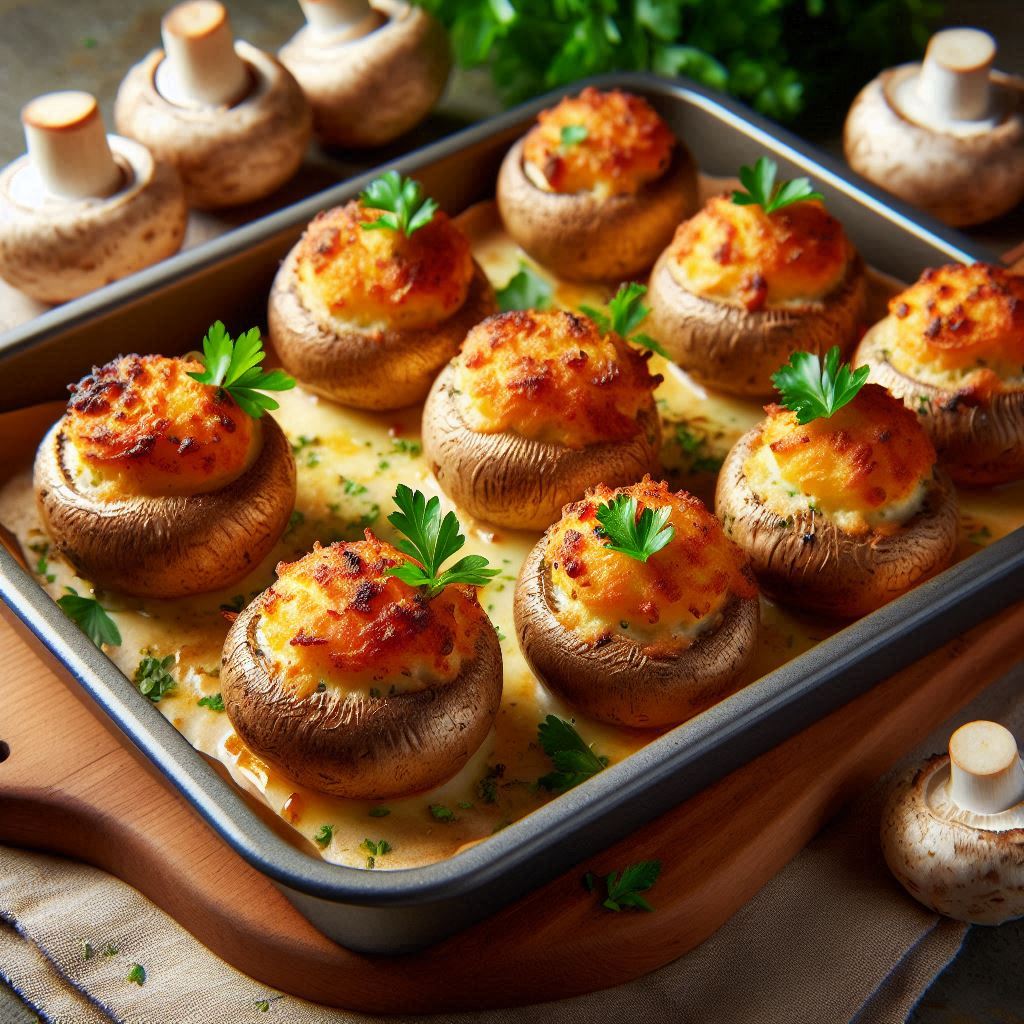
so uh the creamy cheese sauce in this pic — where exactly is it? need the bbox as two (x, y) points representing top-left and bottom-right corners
(1, 202), (1022, 870)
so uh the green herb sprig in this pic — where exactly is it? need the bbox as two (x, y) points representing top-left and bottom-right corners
(537, 715), (608, 793)
(581, 282), (669, 357)
(385, 485), (499, 598)
(584, 860), (662, 912)
(496, 261), (553, 312)
(126, 963), (146, 986)
(135, 655), (176, 702)
(595, 494), (675, 564)
(771, 346), (870, 425)
(57, 587), (121, 648)
(188, 322), (295, 419)
(313, 824), (335, 848)
(731, 156), (823, 214)
(360, 171), (439, 237)
(560, 123), (588, 147)
(198, 693), (225, 712)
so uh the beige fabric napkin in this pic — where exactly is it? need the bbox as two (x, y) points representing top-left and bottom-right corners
(1, 662), (1021, 1024)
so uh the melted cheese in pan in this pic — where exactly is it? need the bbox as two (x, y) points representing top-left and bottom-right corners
(667, 195), (851, 311)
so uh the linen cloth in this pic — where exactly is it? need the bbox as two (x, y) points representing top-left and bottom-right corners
(1, 663), (1021, 1024)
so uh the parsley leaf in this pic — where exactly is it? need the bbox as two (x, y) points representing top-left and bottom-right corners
(135, 654), (176, 702)
(594, 494), (675, 564)
(313, 824), (335, 848)
(537, 715), (608, 793)
(732, 156), (823, 214)
(198, 692), (225, 712)
(770, 346), (870, 425)
(361, 837), (393, 867)
(581, 283), (669, 357)
(360, 170), (439, 237)
(496, 261), (553, 312)
(187, 322), (295, 419)
(57, 587), (121, 648)
(598, 860), (662, 912)
(126, 963), (146, 986)
(560, 123), (588, 146)
(429, 803), (455, 822)
(385, 485), (500, 597)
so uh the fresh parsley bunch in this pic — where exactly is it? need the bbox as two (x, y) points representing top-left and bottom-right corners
(771, 346), (870, 425)
(360, 171), (439, 237)
(595, 494), (675, 564)
(581, 282), (668, 357)
(732, 157), (823, 214)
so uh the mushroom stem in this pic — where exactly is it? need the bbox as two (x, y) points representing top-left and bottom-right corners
(948, 720), (1024, 815)
(156, 0), (251, 109)
(21, 92), (122, 200)
(916, 28), (995, 123)
(297, 0), (382, 39)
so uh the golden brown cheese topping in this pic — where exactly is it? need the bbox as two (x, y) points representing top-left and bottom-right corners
(667, 195), (852, 311)
(885, 263), (1024, 392)
(545, 478), (756, 654)
(258, 535), (485, 696)
(295, 202), (475, 331)
(453, 309), (660, 448)
(743, 384), (937, 535)
(521, 87), (675, 198)
(64, 354), (257, 497)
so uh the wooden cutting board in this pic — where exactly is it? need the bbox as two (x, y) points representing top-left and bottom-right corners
(2, 594), (1022, 1013)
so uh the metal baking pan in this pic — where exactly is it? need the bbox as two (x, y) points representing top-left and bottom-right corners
(1, 72), (1022, 955)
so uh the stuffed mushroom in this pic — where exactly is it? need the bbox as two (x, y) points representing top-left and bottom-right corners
(422, 307), (663, 530)
(515, 477), (759, 728)
(647, 157), (867, 398)
(855, 262), (1024, 485)
(496, 87), (699, 282)
(269, 171), (496, 411)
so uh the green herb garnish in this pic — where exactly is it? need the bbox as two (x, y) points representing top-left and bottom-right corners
(135, 655), (176, 702)
(361, 838), (393, 870)
(126, 963), (146, 985)
(81, 940), (94, 960)
(369, 806), (391, 818)
(496, 261), (553, 312)
(732, 156), (823, 214)
(594, 494), (674, 564)
(429, 804), (455, 822)
(560, 123), (588, 146)
(360, 171), (439, 237)
(770, 346), (869, 425)
(57, 587), (121, 648)
(581, 282), (668, 357)
(29, 541), (56, 583)
(537, 715), (608, 793)
(102, 943), (119, 958)
(593, 860), (662, 912)
(198, 693), (225, 712)
(188, 322), (295, 419)
(385, 485), (500, 597)
(313, 824), (335, 848)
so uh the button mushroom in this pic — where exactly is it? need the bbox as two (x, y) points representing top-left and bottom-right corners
(422, 307), (663, 531)
(855, 262), (1024, 486)
(278, 0), (451, 148)
(881, 720), (1024, 925)
(221, 507), (502, 799)
(114, 0), (312, 209)
(34, 326), (297, 599)
(646, 157), (867, 398)
(268, 171), (496, 411)
(715, 350), (958, 618)
(496, 87), (699, 282)
(0, 91), (187, 304)
(844, 28), (1024, 227)
(514, 478), (759, 728)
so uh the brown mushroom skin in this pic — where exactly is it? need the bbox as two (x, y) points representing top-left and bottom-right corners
(715, 428), (958, 618)
(221, 596), (502, 799)
(515, 539), (758, 728)
(422, 363), (662, 531)
(496, 137), (699, 282)
(279, 0), (451, 149)
(856, 320), (1024, 486)
(268, 253), (496, 411)
(34, 414), (296, 599)
(646, 249), (867, 398)
(114, 42), (312, 210)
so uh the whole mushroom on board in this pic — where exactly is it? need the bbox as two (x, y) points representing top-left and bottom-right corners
(881, 720), (1024, 925)
(0, 91), (187, 304)
(844, 28), (1024, 227)
(115, 0), (312, 209)
(278, 0), (451, 148)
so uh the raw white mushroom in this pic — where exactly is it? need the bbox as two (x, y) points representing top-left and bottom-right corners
(881, 720), (1024, 925)
(0, 91), (187, 304)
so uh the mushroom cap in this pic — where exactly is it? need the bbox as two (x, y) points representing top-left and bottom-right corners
(268, 249), (495, 411)
(646, 247), (868, 398)
(496, 136), (699, 282)
(0, 135), (186, 304)
(715, 427), (958, 618)
(221, 592), (503, 799)
(881, 752), (1024, 925)
(34, 412), (296, 599)
(856, 317), (1024, 485)
(514, 536), (758, 728)
(844, 66), (1024, 227)
(114, 41), (312, 210)
(279, 0), (451, 148)
(421, 362), (662, 531)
